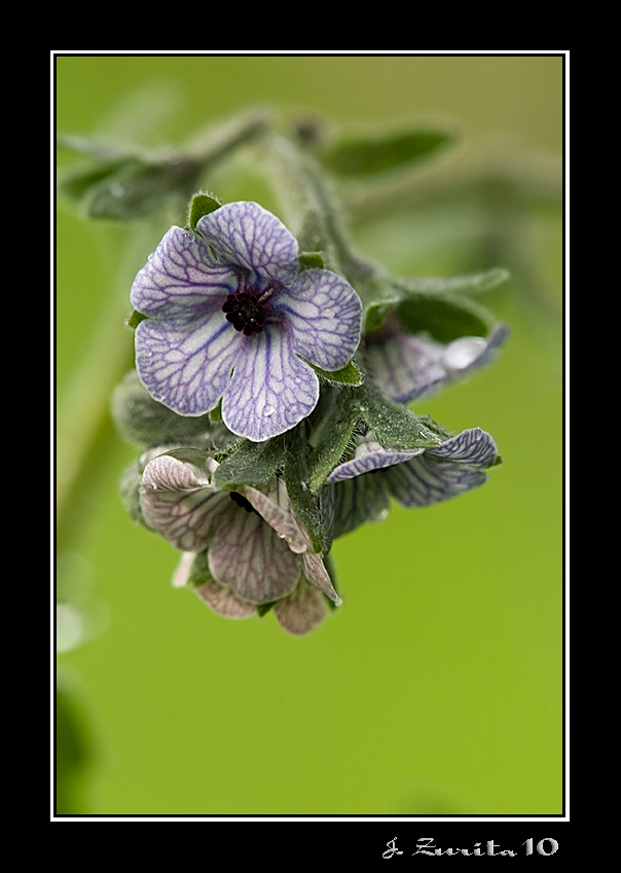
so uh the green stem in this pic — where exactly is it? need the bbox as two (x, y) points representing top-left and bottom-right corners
(257, 131), (391, 313)
(56, 281), (134, 532)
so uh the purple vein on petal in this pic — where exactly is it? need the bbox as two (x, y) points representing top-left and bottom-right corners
(140, 455), (233, 552)
(135, 310), (242, 416)
(208, 509), (301, 603)
(245, 480), (311, 554)
(277, 269), (363, 371)
(196, 202), (299, 284)
(327, 443), (425, 483)
(130, 227), (235, 319)
(221, 326), (319, 441)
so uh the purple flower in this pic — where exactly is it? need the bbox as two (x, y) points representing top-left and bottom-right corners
(363, 315), (509, 404)
(327, 427), (499, 537)
(139, 451), (339, 635)
(130, 201), (363, 442)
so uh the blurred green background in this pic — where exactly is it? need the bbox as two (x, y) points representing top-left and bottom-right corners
(55, 55), (564, 816)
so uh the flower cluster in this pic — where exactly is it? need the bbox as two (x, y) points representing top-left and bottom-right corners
(116, 198), (506, 635)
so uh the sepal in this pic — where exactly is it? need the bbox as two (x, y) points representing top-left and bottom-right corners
(282, 423), (332, 554)
(353, 381), (450, 449)
(305, 359), (364, 388)
(187, 191), (222, 231)
(298, 251), (325, 271)
(211, 436), (286, 491)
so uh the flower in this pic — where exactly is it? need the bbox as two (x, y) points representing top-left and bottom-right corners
(363, 315), (509, 404)
(130, 201), (363, 442)
(138, 450), (339, 635)
(326, 427), (499, 538)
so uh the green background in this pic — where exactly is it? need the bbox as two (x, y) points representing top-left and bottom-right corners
(56, 55), (564, 816)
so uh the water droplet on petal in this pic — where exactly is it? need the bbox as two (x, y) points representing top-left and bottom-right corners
(263, 405), (274, 417)
(444, 337), (487, 369)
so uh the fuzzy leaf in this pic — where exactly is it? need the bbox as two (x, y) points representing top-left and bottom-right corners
(307, 388), (361, 492)
(320, 128), (455, 177)
(396, 297), (491, 343)
(298, 251), (325, 271)
(186, 550), (213, 589)
(187, 192), (222, 231)
(353, 381), (449, 449)
(306, 359), (364, 387)
(127, 309), (147, 329)
(212, 436), (286, 491)
(283, 425), (330, 554)
(364, 269), (509, 337)
(87, 158), (201, 221)
(111, 370), (235, 450)
(393, 268), (510, 297)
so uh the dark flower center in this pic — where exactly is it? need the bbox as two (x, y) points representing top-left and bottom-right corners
(230, 491), (259, 514)
(222, 291), (268, 336)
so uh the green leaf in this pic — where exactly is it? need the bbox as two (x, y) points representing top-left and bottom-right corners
(212, 436), (286, 491)
(59, 160), (133, 202)
(305, 358), (364, 387)
(320, 128), (455, 177)
(57, 133), (138, 161)
(307, 388), (361, 492)
(209, 398), (223, 423)
(111, 370), (236, 450)
(283, 425), (330, 554)
(86, 158), (201, 221)
(396, 296), (491, 343)
(353, 381), (449, 449)
(363, 300), (400, 333)
(393, 268), (510, 297)
(187, 191), (223, 230)
(186, 550), (212, 589)
(362, 269), (509, 341)
(127, 309), (147, 329)
(298, 251), (325, 271)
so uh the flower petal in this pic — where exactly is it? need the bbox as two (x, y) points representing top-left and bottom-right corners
(364, 329), (447, 403)
(302, 552), (340, 603)
(364, 320), (509, 404)
(194, 578), (257, 619)
(425, 427), (498, 468)
(134, 306), (242, 416)
(140, 454), (233, 552)
(384, 455), (489, 507)
(196, 201), (299, 286)
(208, 509), (301, 604)
(130, 226), (235, 319)
(171, 551), (196, 588)
(326, 441), (424, 483)
(273, 581), (328, 636)
(221, 326), (319, 441)
(277, 268), (362, 371)
(244, 478), (311, 554)
(331, 474), (391, 539)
